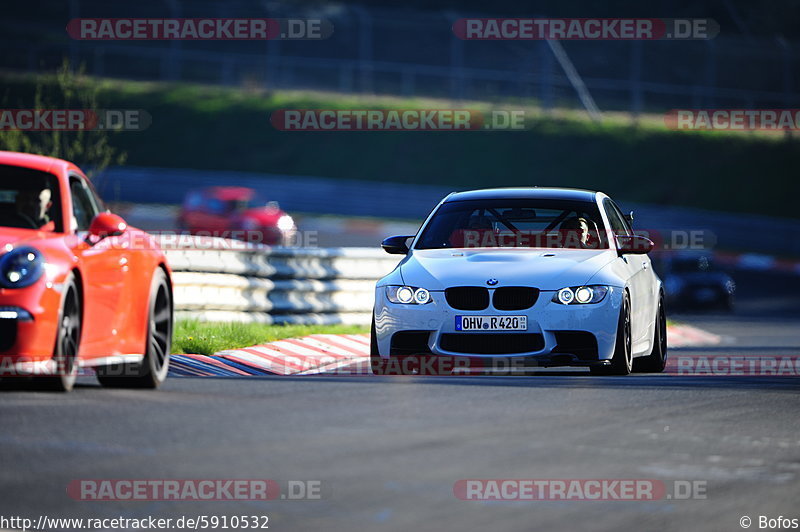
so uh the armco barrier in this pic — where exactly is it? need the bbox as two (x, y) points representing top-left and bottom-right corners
(161, 235), (800, 326)
(158, 236), (401, 324)
(100, 166), (800, 256)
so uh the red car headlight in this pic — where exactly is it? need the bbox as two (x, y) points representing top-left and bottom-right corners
(0, 246), (45, 289)
(277, 215), (295, 232)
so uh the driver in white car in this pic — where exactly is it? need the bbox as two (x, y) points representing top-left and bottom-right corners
(560, 216), (593, 248)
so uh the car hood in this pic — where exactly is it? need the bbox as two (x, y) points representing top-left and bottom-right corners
(241, 208), (287, 226)
(0, 227), (58, 249)
(401, 248), (618, 291)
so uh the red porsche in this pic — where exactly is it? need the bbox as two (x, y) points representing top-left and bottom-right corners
(0, 151), (173, 391)
(178, 186), (296, 245)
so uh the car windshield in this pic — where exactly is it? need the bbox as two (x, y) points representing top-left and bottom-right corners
(0, 165), (63, 232)
(200, 191), (269, 215)
(414, 198), (609, 250)
(226, 199), (251, 213)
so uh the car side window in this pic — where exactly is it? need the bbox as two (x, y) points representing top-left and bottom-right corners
(185, 191), (203, 210)
(603, 199), (630, 237)
(70, 177), (99, 232)
(612, 201), (633, 233)
(206, 197), (225, 215)
(84, 179), (107, 213)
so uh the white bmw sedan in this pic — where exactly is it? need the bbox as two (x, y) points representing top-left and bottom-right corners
(371, 188), (667, 376)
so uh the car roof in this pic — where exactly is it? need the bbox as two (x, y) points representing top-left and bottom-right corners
(203, 186), (255, 200)
(0, 150), (77, 175)
(443, 187), (600, 203)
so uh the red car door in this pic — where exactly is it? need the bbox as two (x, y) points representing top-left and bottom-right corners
(188, 194), (230, 235)
(67, 175), (127, 360)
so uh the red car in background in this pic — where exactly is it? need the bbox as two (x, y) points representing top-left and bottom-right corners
(0, 151), (173, 392)
(178, 186), (296, 245)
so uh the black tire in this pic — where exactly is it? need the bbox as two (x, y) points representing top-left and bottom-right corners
(633, 295), (667, 373)
(37, 274), (81, 392)
(370, 317), (384, 375)
(721, 295), (734, 312)
(591, 292), (632, 376)
(97, 268), (172, 388)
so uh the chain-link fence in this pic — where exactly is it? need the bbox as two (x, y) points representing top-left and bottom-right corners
(3, 0), (799, 113)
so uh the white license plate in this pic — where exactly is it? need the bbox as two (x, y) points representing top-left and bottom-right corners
(455, 315), (527, 331)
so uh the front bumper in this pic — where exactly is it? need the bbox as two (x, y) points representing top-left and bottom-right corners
(0, 281), (62, 367)
(374, 285), (623, 366)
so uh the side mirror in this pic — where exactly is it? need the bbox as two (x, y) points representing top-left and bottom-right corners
(616, 234), (653, 255)
(89, 212), (127, 239)
(381, 235), (412, 255)
(624, 211), (634, 225)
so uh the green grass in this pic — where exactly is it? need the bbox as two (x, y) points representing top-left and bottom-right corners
(2, 72), (799, 219)
(172, 320), (368, 355)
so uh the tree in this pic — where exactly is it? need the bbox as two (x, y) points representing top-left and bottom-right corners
(0, 60), (127, 178)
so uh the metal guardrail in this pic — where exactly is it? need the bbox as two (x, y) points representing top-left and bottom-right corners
(161, 231), (800, 326)
(160, 237), (400, 324)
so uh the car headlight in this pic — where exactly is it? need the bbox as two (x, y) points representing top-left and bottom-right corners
(386, 285), (431, 305)
(552, 285), (609, 305)
(277, 215), (295, 232)
(0, 246), (45, 289)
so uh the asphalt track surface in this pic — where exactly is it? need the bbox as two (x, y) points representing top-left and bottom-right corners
(1, 271), (799, 531)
